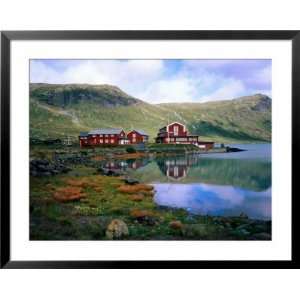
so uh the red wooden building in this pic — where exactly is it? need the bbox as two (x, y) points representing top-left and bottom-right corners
(155, 122), (198, 144)
(127, 129), (149, 144)
(79, 128), (128, 147)
(155, 122), (214, 150)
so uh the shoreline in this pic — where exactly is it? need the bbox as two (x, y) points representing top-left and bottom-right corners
(30, 167), (271, 241)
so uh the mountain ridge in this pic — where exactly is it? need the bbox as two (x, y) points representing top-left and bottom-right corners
(30, 83), (271, 143)
(30, 83), (143, 108)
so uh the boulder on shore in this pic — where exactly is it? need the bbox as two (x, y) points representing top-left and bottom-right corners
(98, 167), (125, 177)
(106, 219), (129, 240)
(30, 159), (71, 177)
(123, 178), (140, 185)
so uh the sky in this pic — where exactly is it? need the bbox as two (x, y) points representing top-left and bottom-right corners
(30, 59), (271, 104)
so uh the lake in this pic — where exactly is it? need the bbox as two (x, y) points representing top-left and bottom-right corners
(101, 144), (271, 220)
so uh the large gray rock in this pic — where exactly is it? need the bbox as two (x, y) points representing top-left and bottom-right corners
(30, 159), (72, 177)
(123, 178), (140, 185)
(106, 219), (129, 240)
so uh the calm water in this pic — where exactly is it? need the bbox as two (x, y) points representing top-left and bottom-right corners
(101, 144), (271, 220)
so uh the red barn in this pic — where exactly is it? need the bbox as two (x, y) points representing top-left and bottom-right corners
(127, 130), (149, 144)
(79, 128), (128, 147)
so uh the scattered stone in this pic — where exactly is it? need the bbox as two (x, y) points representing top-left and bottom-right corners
(182, 224), (213, 239)
(235, 223), (252, 231)
(252, 232), (271, 240)
(130, 209), (158, 226)
(123, 178), (140, 185)
(98, 167), (125, 177)
(232, 228), (251, 238)
(30, 158), (71, 177)
(181, 224), (219, 240)
(106, 219), (129, 240)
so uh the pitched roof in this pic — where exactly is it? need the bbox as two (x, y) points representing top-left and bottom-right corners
(129, 129), (149, 136)
(89, 128), (123, 135)
(79, 132), (89, 137)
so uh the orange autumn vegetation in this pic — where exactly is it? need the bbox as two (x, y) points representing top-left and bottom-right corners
(53, 187), (87, 202)
(169, 220), (183, 230)
(64, 177), (103, 192)
(117, 184), (154, 194)
(130, 208), (154, 219)
(65, 178), (98, 188)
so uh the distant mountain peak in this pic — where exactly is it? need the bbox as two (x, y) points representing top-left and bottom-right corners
(30, 83), (144, 108)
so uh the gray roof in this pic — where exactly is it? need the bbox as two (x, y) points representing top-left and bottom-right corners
(89, 128), (123, 135)
(79, 132), (89, 137)
(130, 129), (149, 136)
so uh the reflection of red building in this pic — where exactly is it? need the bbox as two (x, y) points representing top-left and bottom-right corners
(102, 158), (149, 171)
(166, 165), (187, 180)
(155, 122), (214, 150)
(127, 130), (149, 144)
(157, 155), (201, 181)
(79, 128), (128, 147)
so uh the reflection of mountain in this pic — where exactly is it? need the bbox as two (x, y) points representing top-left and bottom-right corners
(130, 154), (271, 191)
(185, 158), (271, 191)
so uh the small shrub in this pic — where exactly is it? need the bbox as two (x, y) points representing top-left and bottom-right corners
(169, 220), (183, 230)
(65, 178), (101, 189)
(130, 208), (154, 219)
(126, 146), (136, 153)
(73, 205), (102, 216)
(53, 187), (86, 202)
(117, 184), (153, 194)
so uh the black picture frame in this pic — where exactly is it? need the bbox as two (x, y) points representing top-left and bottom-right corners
(1, 30), (299, 269)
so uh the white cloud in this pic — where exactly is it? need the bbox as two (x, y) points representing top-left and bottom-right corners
(30, 59), (271, 104)
(199, 79), (246, 101)
(253, 65), (272, 86)
(136, 77), (199, 103)
(30, 61), (61, 83)
(31, 60), (164, 86)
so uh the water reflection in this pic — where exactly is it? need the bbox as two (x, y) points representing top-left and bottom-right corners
(153, 183), (271, 219)
(102, 157), (150, 171)
(157, 156), (199, 180)
(100, 144), (271, 220)
(154, 154), (271, 191)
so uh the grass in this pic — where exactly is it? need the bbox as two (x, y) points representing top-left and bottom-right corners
(30, 91), (271, 144)
(30, 164), (271, 240)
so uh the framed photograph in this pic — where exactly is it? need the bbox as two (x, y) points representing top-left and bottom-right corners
(1, 31), (299, 268)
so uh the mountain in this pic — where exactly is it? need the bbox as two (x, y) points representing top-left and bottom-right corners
(30, 83), (271, 143)
(30, 83), (143, 107)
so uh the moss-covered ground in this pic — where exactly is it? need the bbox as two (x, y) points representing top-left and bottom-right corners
(30, 164), (271, 241)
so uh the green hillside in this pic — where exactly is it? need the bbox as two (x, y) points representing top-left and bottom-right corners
(30, 83), (271, 143)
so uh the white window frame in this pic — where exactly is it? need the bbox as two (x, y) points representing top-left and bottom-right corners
(174, 125), (179, 136)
